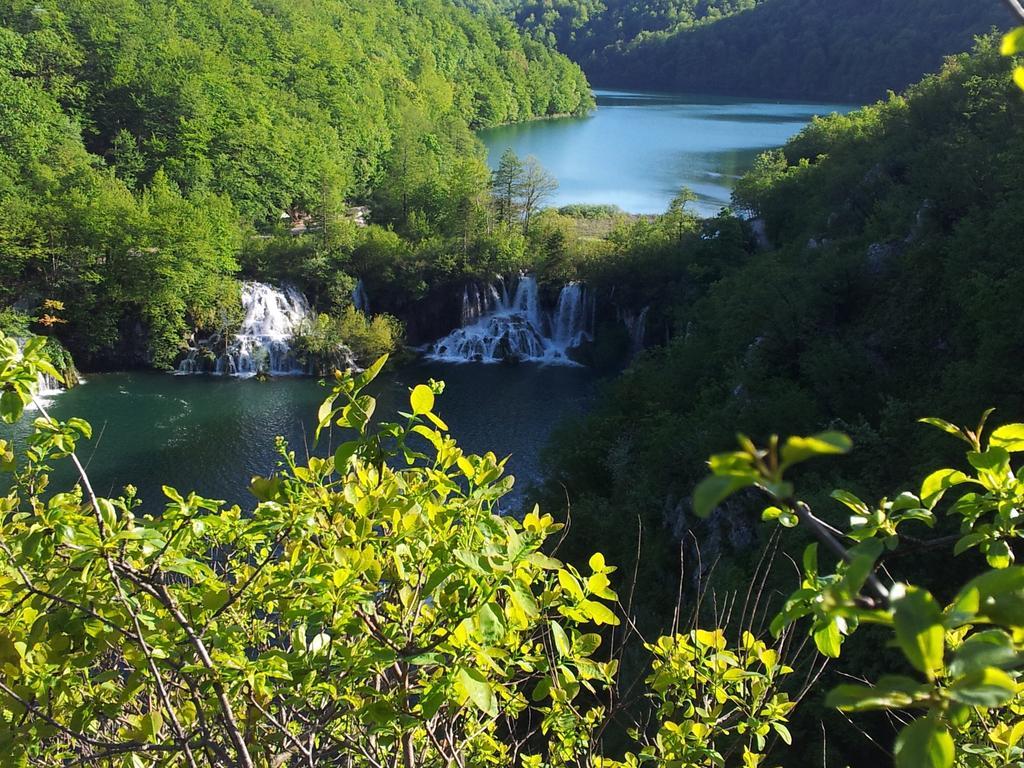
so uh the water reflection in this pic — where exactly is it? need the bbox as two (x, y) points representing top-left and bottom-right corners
(479, 89), (853, 216)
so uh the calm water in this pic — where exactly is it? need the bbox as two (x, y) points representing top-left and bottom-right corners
(479, 90), (852, 216)
(6, 362), (596, 512)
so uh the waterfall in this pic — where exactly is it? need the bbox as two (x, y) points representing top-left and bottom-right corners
(352, 279), (371, 314)
(461, 282), (502, 326)
(550, 283), (590, 347)
(621, 305), (650, 358)
(12, 337), (67, 408)
(428, 276), (593, 365)
(177, 282), (311, 377)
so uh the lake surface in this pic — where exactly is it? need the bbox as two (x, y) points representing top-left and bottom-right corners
(479, 89), (852, 216)
(6, 362), (597, 512)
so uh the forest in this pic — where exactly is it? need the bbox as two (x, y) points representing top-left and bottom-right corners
(539, 36), (1024, 764)
(2, 0), (1024, 766)
(0, 0), (591, 367)
(465, 0), (1015, 100)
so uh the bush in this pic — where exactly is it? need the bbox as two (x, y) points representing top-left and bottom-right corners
(292, 307), (405, 371)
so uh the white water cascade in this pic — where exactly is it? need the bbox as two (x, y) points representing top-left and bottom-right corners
(352, 279), (371, 314)
(621, 305), (650, 358)
(177, 282), (311, 377)
(428, 276), (593, 364)
(12, 337), (66, 408)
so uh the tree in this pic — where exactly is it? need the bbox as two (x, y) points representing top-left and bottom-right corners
(518, 155), (559, 235)
(492, 147), (525, 228)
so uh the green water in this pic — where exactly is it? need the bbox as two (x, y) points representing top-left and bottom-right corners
(7, 362), (597, 512)
(479, 89), (852, 216)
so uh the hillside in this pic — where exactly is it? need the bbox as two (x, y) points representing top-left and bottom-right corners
(466, 0), (1015, 101)
(0, 0), (592, 366)
(540, 38), (1024, 762)
(599, 0), (1016, 100)
(454, 0), (760, 67)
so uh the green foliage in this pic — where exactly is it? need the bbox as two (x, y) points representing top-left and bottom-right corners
(465, 0), (1012, 101)
(292, 308), (405, 372)
(457, 0), (759, 76)
(1, 334), (621, 766)
(697, 417), (1024, 768)
(598, 630), (795, 768)
(0, 0), (592, 367)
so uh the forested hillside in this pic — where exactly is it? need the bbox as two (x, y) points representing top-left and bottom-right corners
(455, 0), (759, 67)
(540, 38), (1024, 762)
(466, 0), (1014, 101)
(601, 0), (1016, 100)
(0, 0), (591, 366)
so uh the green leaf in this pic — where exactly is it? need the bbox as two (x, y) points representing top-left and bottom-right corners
(918, 417), (965, 440)
(458, 666), (496, 715)
(355, 354), (388, 388)
(580, 599), (619, 626)
(550, 621), (570, 657)
(0, 390), (24, 424)
(951, 567), (1024, 626)
(813, 619), (843, 658)
(891, 586), (944, 679)
(780, 432), (852, 466)
(692, 473), (756, 518)
(249, 476), (282, 502)
(802, 544), (818, 577)
(410, 384), (435, 415)
(0, 633), (22, 670)
(831, 489), (869, 515)
(948, 667), (1016, 707)
(919, 469), (969, 506)
(948, 630), (1018, 677)
(474, 603), (507, 645)
(990, 423), (1024, 452)
(1002, 27), (1024, 55)
(97, 498), (118, 531)
(826, 676), (930, 711)
(333, 440), (360, 473)
(953, 533), (985, 557)
(894, 717), (954, 768)
(967, 447), (1011, 478)
(985, 540), (1014, 569)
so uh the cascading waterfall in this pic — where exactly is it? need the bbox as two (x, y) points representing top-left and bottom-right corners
(352, 279), (371, 314)
(621, 305), (650, 357)
(178, 282), (311, 377)
(12, 338), (66, 407)
(428, 276), (594, 364)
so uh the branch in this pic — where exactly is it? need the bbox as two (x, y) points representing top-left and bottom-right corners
(793, 502), (890, 606)
(29, 397), (200, 768)
(0, 680), (174, 756)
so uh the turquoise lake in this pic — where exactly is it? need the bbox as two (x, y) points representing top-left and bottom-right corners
(6, 362), (597, 512)
(479, 89), (852, 216)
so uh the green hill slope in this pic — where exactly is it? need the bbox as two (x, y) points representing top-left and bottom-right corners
(0, 0), (592, 365)
(541, 38), (1024, 760)
(598, 0), (1015, 100)
(467, 0), (1015, 101)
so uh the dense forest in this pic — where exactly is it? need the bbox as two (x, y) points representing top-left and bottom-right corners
(465, 0), (1015, 100)
(538, 38), (1024, 763)
(454, 0), (759, 66)
(0, 0), (591, 367)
